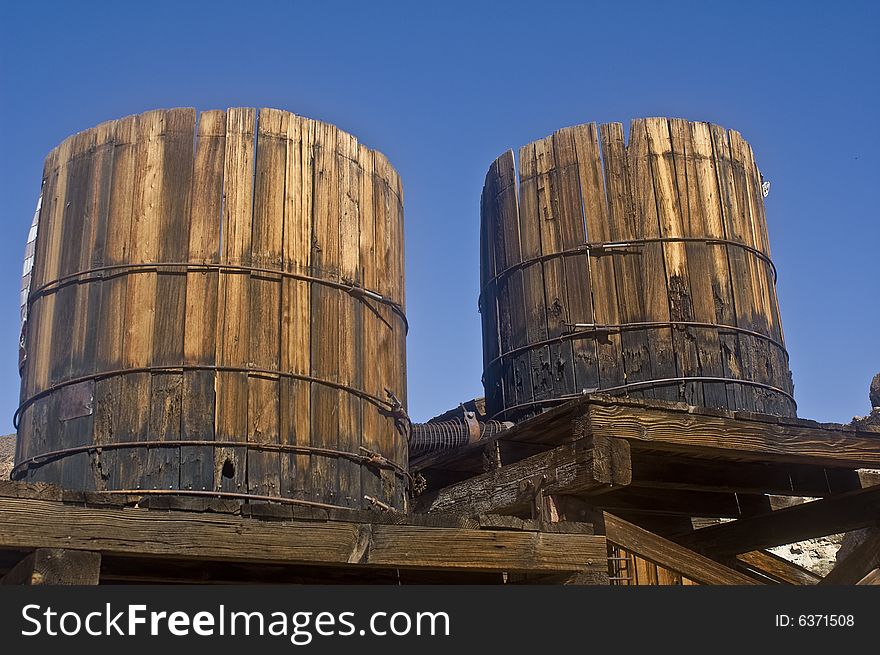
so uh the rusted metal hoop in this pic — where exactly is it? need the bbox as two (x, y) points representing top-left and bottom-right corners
(478, 236), (777, 311)
(483, 320), (789, 374)
(488, 376), (797, 421)
(11, 439), (410, 485)
(13, 364), (404, 431)
(25, 261), (408, 333)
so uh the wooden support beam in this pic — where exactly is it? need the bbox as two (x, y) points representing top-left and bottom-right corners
(735, 550), (821, 585)
(630, 452), (861, 497)
(1, 548), (101, 585)
(590, 487), (745, 518)
(414, 396), (880, 484)
(603, 513), (759, 585)
(676, 485), (880, 556)
(857, 568), (880, 585)
(414, 436), (631, 516)
(0, 496), (606, 575)
(820, 529), (880, 585)
(587, 400), (880, 469)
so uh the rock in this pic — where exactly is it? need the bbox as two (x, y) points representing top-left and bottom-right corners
(871, 373), (880, 409)
(0, 434), (15, 480)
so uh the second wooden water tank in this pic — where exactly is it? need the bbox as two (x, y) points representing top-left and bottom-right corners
(480, 117), (794, 421)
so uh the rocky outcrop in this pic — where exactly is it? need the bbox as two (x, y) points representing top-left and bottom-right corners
(0, 434), (14, 480)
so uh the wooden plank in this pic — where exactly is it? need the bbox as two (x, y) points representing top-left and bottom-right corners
(586, 399), (880, 468)
(517, 143), (552, 407)
(604, 513), (759, 585)
(116, 110), (166, 489)
(55, 127), (98, 489)
(355, 140), (379, 506)
(90, 116), (137, 490)
(215, 107), (255, 493)
(479, 159), (502, 412)
(630, 451), (858, 497)
(182, 109), (226, 491)
(711, 125), (757, 412)
(628, 119), (676, 401)
(820, 530), (880, 585)
(416, 436), (631, 515)
(337, 129), (362, 508)
(1, 548), (101, 585)
(736, 550), (821, 585)
(247, 108), (285, 499)
(593, 487), (743, 518)
(670, 119), (726, 407)
(485, 151), (530, 414)
(677, 485), (880, 555)
(281, 116), (314, 500)
(371, 151), (401, 507)
(555, 127), (601, 393)
(599, 122), (652, 398)
(310, 121), (341, 505)
(645, 117), (701, 405)
(147, 107), (195, 491)
(0, 496), (606, 574)
(366, 525), (607, 573)
(690, 122), (744, 410)
(535, 136), (576, 401)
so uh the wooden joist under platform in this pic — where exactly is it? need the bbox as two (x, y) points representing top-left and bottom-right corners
(413, 394), (880, 585)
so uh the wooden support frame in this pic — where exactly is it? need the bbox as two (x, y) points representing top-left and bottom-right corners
(0, 491), (607, 579)
(414, 436), (631, 516)
(677, 485), (880, 556)
(734, 550), (821, 585)
(603, 513), (758, 585)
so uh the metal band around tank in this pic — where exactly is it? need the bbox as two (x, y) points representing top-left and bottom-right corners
(25, 261), (408, 333)
(13, 364), (407, 431)
(10, 439), (410, 485)
(488, 376), (797, 421)
(483, 319), (789, 375)
(478, 236), (778, 311)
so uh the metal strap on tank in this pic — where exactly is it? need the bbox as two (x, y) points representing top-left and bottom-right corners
(478, 236), (777, 310)
(484, 319), (788, 374)
(13, 364), (406, 432)
(98, 489), (354, 512)
(488, 376), (797, 420)
(10, 440), (411, 486)
(25, 261), (408, 333)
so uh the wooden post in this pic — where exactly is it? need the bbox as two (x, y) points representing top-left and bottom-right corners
(1, 548), (100, 585)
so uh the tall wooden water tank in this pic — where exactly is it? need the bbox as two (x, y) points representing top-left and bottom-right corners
(480, 118), (795, 422)
(14, 107), (408, 511)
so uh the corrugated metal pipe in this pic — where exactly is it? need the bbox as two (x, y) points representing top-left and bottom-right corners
(409, 410), (514, 457)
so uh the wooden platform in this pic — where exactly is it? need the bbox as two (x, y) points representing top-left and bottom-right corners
(0, 480), (607, 585)
(413, 394), (880, 585)
(3, 393), (879, 585)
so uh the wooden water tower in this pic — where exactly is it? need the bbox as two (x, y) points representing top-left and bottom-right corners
(480, 118), (794, 422)
(14, 107), (409, 511)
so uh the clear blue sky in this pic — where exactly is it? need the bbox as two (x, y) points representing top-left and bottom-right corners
(0, 0), (877, 429)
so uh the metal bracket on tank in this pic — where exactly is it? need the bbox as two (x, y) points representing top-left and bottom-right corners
(462, 406), (481, 444)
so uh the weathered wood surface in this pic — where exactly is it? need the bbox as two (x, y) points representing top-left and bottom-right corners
(0, 495), (606, 575)
(735, 550), (821, 585)
(604, 513), (758, 585)
(677, 485), (880, 555)
(819, 530), (880, 585)
(17, 107), (407, 510)
(415, 436), (631, 515)
(1, 548), (101, 585)
(480, 118), (794, 421)
(413, 395), (880, 489)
